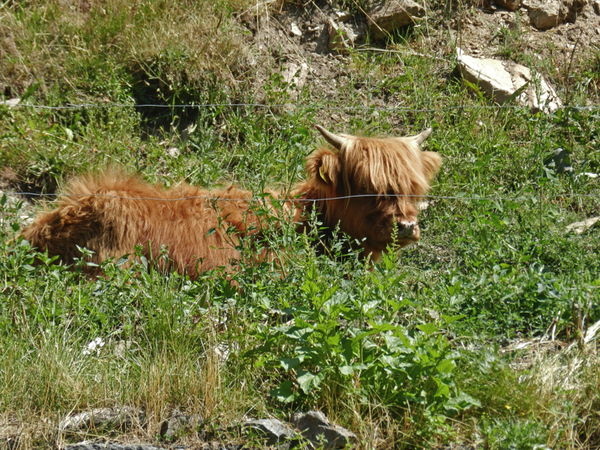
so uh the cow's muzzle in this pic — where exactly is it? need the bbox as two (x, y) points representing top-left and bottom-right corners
(396, 220), (420, 242)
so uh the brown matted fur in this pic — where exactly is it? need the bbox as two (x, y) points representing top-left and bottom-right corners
(21, 126), (441, 278)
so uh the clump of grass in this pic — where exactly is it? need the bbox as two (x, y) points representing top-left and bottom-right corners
(0, 0), (254, 99)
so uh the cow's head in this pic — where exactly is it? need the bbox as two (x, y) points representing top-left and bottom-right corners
(306, 125), (442, 259)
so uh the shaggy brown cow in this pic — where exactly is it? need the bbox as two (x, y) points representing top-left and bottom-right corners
(21, 125), (441, 277)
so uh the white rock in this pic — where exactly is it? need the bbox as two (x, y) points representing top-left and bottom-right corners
(291, 411), (357, 449)
(456, 48), (562, 112)
(368, 0), (426, 39)
(327, 18), (356, 53)
(566, 216), (600, 234)
(333, 8), (353, 22)
(526, 0), (564, 29)
(59, 407), (145, 433)
(166, 147), (180, 158)
(243, 418), (295, 448)
(282, 62), (309, 90)
(290, 21), (302, 37)
(3, 98), (20, 107)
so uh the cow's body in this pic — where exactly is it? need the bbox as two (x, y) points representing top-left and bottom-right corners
(21, 126), (441, 277)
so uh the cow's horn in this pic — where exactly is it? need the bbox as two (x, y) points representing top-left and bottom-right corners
(316, 125), (345, 150)
(413, 128), (432, 145)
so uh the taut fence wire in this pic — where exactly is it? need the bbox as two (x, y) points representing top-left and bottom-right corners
(5, 102), (600, 112)
(3, 192), (600, 203)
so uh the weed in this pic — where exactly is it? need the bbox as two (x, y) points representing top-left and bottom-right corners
(494, 12), (525, 61)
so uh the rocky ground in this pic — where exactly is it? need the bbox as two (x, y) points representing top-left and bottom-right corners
(241, 0), (600, 112)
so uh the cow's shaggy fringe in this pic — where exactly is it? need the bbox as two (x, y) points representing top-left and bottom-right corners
(21, 126), (441, 278)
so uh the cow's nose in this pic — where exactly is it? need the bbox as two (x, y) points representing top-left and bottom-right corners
(397, 220), (420, 240)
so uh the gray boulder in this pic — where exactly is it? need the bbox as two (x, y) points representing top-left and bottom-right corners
(496, 0), (521, 10)
(159, 409), (203, 440)
(368, 0), (426, 39)
(291, 411), (356, 449)
(526, 0), (565, 29)
(242, 418), (296, 448)
(59, 407), (145, 434)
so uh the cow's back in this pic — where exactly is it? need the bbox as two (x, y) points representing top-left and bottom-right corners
(21, 173), (250, 277)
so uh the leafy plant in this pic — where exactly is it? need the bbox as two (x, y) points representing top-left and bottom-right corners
(247, 254), (479, 426)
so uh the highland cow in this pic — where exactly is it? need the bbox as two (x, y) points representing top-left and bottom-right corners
(21, 125), (441, 278)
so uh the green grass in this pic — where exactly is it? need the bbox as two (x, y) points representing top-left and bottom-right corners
(1, 0), (600, 448)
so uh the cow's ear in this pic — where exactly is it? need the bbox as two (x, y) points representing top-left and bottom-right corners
(307, 149), (340, 186)
(421, 151), (442, 181)
(319, 165), (330, 184)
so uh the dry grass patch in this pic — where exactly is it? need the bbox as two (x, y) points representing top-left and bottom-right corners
(0, 0), (259, 98)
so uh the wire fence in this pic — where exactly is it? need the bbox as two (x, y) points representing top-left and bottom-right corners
(1, 101), (599, 206)
(5, 101), (600, 113)
(2, 191), (600, 203)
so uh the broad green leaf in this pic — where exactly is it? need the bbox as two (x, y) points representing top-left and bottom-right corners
(417, 323), (438, 336)
(326, 333), (341, 347)
(284, 327), (313, 341)
(362, 300), (379, 314)
(384, 334), (410, 352)
(442, 314), (465, 325)
(279, 357), (299, 371)
(445, 391), (482, 412)
(271, 381), (296, 403)
(297, 370), (319, 394)
(433, 378), (450, 399)
(436, 359), (455, 375)
(381, 355), (400, 367)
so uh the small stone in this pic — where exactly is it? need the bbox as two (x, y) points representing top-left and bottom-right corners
(166, 147), (180, 158)
(327, 19), (354, 53)
(368, 0), (426, 39)
(566, 216), (600, 234)
(333, 9), (352, 22)
(290, 22), (302, 37)
(160, 409), (203, 439)
(243, 418), (296, 448)
(3, 98), (20, 107)
(495, 0), (521, 11)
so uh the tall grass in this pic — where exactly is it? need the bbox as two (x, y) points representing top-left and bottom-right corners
(1, 0), (599, 448)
